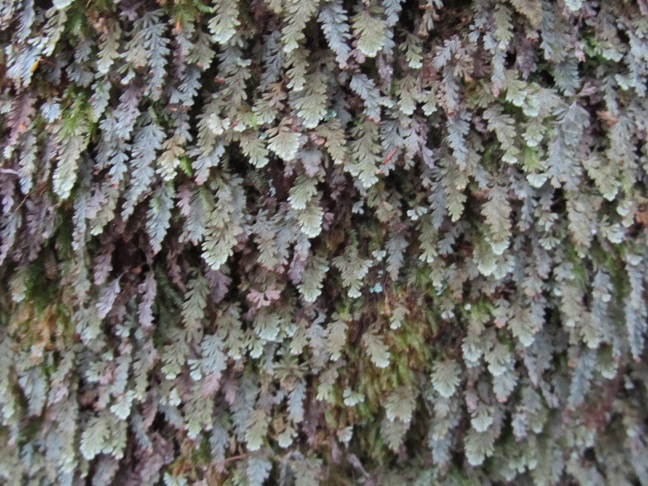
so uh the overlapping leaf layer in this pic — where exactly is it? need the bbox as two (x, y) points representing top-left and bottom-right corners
(1, 0), (648, 484)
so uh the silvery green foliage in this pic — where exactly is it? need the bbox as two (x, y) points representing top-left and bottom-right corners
(1, 0), (648, 484)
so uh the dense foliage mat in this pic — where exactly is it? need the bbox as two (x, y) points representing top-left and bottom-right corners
(1, 0), (648, 484)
